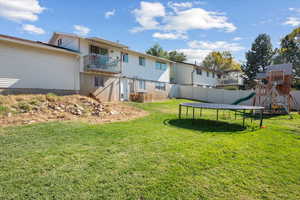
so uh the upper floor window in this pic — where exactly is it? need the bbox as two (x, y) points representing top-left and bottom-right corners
(207, 71), (210, 77)
(90, 45), (108, 55)
(122, 53), (129, 63)
(156, 62), (167, 70)
(139, 57), (146, 66)
(57, 39), (62, 46)
(138, 80), (146, 90)
(196, 68), (202, 75)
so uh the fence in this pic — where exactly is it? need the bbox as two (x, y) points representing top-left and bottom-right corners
(170, 85), (300, 110)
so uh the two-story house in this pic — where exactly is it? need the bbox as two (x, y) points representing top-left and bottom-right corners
(49, 32), (174, 101)
(171, 62), (219, 88)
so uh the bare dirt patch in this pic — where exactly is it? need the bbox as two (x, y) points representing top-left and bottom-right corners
(0, 94), (148, 127)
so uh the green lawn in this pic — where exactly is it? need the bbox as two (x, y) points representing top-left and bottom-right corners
(1, 99), (300, 200)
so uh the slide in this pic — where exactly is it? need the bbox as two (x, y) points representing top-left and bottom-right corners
(232, 92), (256, 105)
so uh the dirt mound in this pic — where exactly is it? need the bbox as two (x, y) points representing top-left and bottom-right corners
(0, 94), (147, 127)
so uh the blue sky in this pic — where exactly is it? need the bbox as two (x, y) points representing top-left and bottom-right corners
(0, 0), (299, 63)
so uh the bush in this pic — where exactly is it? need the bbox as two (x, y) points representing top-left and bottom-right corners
(17, 102), (31, 112)
(46, 93), (58, 102)
(0, 105), (9, 115)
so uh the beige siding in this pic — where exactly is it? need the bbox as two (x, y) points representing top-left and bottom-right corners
(80, 73), (120, 102)
(0, 40), (80, 91)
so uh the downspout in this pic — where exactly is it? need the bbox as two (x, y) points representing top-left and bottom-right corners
(191, 70), (195, 86)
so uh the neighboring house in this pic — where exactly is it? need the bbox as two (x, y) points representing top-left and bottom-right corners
(0, 34), (80, 94)
(218, 70), (244, 87)
(171, 62), (219, 87)
(49, 32), (174, 101)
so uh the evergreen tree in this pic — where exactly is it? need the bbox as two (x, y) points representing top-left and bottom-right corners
(168, 51), (187, 62)
(242, 34), (274, 88)
(146, 44), (168, 58)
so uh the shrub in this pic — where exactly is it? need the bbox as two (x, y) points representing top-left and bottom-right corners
(17, 102), (31, 112)
(46, 93), (58, 102)
(0, 105), (9, 115)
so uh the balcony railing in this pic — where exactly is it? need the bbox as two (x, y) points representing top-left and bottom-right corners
(219, 79), (240, 85)
(84, 54), (121, 73)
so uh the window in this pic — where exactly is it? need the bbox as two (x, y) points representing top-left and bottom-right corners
(94, 76), (104, 87)
(156, 62), (167, 70)
(155, 82), (166, 91)
(57, 39), (62, 46)
(206, 71), (210, 77)
(196, 68), (202, 75)
(90, 45), (108, 55)
(138, 80), (146, 90)
(139, 57), (146, 66)
(122, 53), (129, 63)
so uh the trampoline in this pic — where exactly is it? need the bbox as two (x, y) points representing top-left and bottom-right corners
(179, 103), (265, 128)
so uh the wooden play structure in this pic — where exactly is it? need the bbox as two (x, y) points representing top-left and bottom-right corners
(253, 64), (297, 116)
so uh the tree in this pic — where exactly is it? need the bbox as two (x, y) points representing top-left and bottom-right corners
(242, 34), (274, 88)
(275, 28), (300, 76)
(168, 51), (187, 62)
(146, 44), (168, 58)
(202, 51), (241, 71)
(146, 44), (187, 62)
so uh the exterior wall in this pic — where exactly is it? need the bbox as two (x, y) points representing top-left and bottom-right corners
(80, 73), (120, 102)
(173, 63), (219, 87)
(128, 78), (171, 101)
(122, 53), (170, 83)
(193, 70), (219, 87)
(171, 63), (193, 85)
(52, 35), (80, 51)
(0, 40), (80, 91)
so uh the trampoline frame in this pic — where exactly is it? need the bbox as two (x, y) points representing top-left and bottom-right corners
(178, 103), (265, 128)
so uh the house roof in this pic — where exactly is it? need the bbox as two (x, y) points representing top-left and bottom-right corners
(176, 61), (219, 73)
(0, 34), (79, 55)
(124, 49), (175, 64)
(49, 32), (174, 63)
(49, 32), (128, 49)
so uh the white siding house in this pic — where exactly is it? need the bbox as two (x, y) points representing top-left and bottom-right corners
(172, 62), (219, 87)
(48, 32), (173, 101)
(0, 34), (80, 94)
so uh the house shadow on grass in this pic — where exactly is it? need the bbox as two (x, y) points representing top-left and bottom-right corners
(164, 118), (246, 133)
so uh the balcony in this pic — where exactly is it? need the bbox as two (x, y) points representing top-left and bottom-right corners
(84, 54), (121, 74)
(219, 79), (241, 86)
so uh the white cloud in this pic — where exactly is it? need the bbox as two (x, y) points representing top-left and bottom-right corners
(289, 7), (300, 13)
(188, 40), (244, 51)
(105, 9), (116, 19)
(0, 0), (45, 22)
(131, 2), (236, 34)
(168, 1), (193, 12)
(131, 1), (166, 33)
(164, 8), (236, 33)
(73, 25), (90, 36)
(232, 37), (242, 41)
(284, 17), (300, 27)
(22, 24), (45, 34)
(153, 32), (188, 40)
(177, 48), (211, 64)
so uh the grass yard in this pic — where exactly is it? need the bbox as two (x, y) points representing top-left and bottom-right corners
(1, 99), (300, 200)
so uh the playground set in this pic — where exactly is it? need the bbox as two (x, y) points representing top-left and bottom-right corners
(253, 63), (297, 116)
